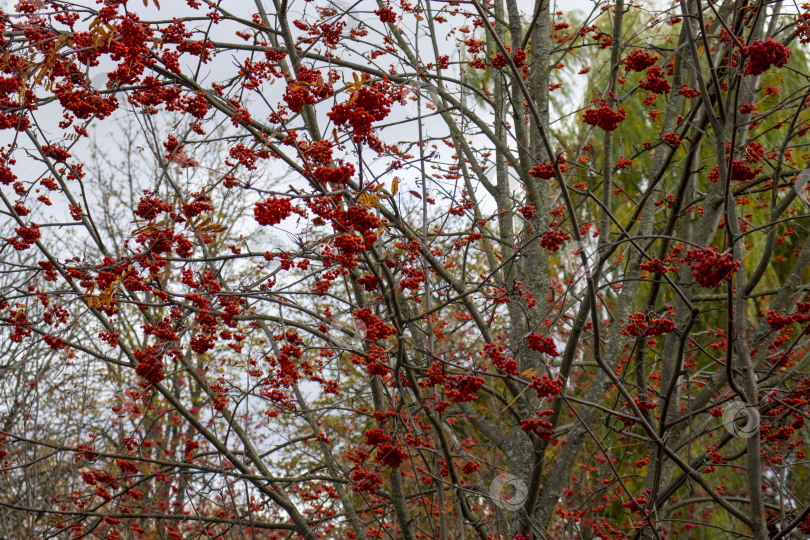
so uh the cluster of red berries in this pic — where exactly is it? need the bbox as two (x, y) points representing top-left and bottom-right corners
(283, 68), (332, 113)
(334, 204), (380, 234)
(518, 205), (536, 220)
(0, 76), (32, 131)
(374, 443), (409, 469)
(529, 155), (570, 178)
(662, 132), (682, 147)
(526, 333), (560, 356)
(707, 160), (761, 183)
(683, 248), (741, 288)
(133, 346), (165, 384)
(134, 191), (171, 220)
(311, 162), (355, 185)
(639, 65), (671, 95)
(484, 343), (519, 375)
(639, 258), (672, 274)
(229, 144), (269, 171)
(621, 398), (657, 426)
(350, 465), (382, 493)
(254, 197), (293, 226)
(744, 141), (765, 163)
(531, 374), (563, 398)
(7, 223), (40, 251)
(730, 160), (761, 181)
(540, 229), (570, 253)
(520, 410), (556, 440)
(353, 308), (396, 341)
(615, 155), (633, 169)
(333, 232), (371, 259)
(184, 440), (199, 464)
(620, 312), (676, 338)
(621, 493), (650, 514)
(304, 139), (334, 166)
(444, 374), (485, 402)
(328, 85), (393, 143)
(796, 13), (810, 44)
(765, 302), (810, 331)
(677, 84), (701, 98)
(623, 49), (658, 72)
(462, 460), (479, 474)
(399, 267), (425, 291)
(364, 428), (390, 446)
(743, 38), (791, 76)
(374, 6), (396, 23)
(420, 361), (448, 388)
(583, 101), (627, 132)
(529, 162), (556, 179)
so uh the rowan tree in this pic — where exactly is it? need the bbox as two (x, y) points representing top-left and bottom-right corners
(1, 0), (810, 540)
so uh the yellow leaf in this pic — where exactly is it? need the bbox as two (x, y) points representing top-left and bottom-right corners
(205, 224), (228, 233)
(198, 216), (212, 231)
(346, 91), (358, 107)
(333, 128), (339, 145)
(358, 193), (378, 208)
(415, 13), (424, 21)
(392, 176), (399, 194)
(143, 0), (148, 6)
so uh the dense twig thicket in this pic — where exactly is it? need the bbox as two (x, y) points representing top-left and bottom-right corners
(1, 0), (810, 539)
